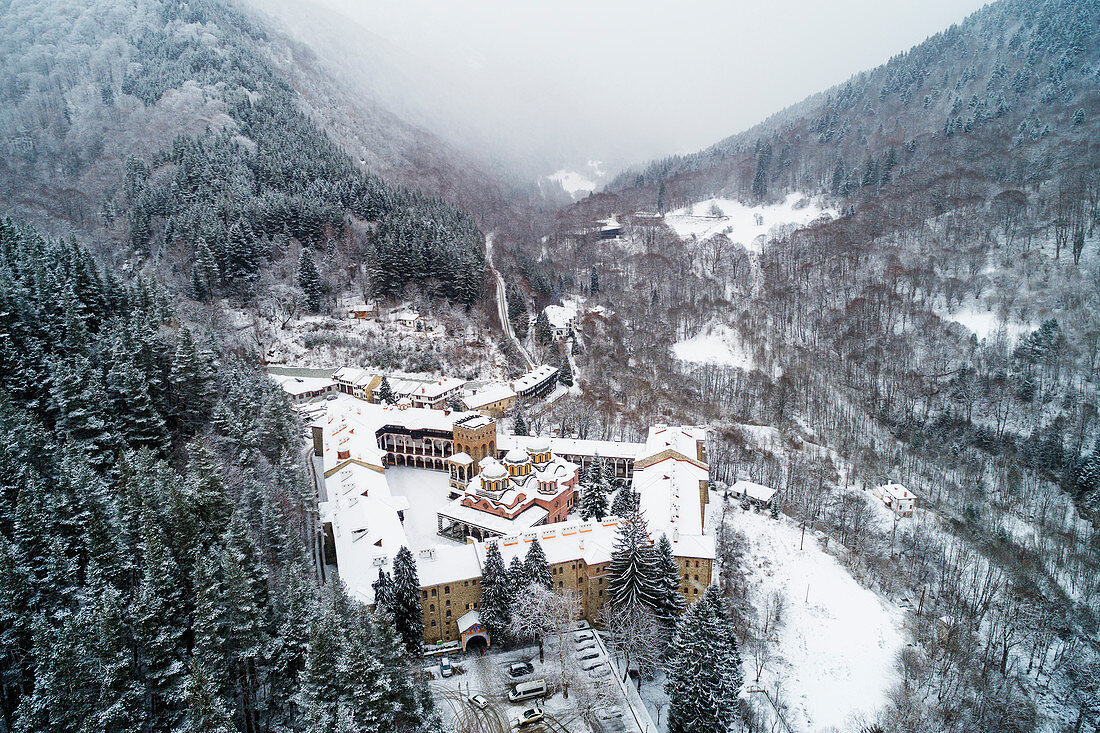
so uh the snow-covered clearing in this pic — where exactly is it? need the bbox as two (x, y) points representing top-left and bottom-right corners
(671, 322), (755, 371)
(547, 161), (606, 198)
(665, 193), (836, 253)
(936, 301), (1034, 342)
(385, 467), (459, 548)
(721, 506), (904, 731)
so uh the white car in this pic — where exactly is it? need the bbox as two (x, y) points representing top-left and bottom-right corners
(512, 707), (544, 728)
(468, 694), (488, 710)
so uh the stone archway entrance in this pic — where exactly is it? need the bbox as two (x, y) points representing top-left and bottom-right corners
(457, 610), (490, 652)
(464, 634), (488, 653)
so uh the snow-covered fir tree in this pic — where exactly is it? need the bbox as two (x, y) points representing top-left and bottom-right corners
(479, 543), (512, 645)
(377, 376), (396, 405)
(610, 483), (639, 518)
(580, 457), (611, 521)
(606, 509), (660, 611)
(297, 249), (324, 312)
(524, 538), (553, 591)
(653, 534), (686, 636)
(665, 586), (743, 733)
(390, 547), (425, 654)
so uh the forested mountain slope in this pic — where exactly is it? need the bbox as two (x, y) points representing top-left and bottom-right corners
(510, 0), (1100, 729)
(1, 0), (486, 305)
(0, 0), (500, 730)
(606, 0), (1099, 212)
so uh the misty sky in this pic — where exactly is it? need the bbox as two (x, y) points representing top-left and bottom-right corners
(280, 0), (989, 177)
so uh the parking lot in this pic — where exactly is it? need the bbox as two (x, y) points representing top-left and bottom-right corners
(425, 623), (640, 732)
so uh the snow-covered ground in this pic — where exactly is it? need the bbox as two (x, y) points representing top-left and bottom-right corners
(665, 193), (836, 253)
(385, 467), (459, 548)
(936, 301), (1034, 342)
(546, 160), (607, 198)
(671, 322), (755, 371)
(718, 506), (905, 731)
(426, 624), (637, 733)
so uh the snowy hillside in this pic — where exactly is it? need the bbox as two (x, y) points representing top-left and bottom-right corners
(664, 193), (836, 252)
(717, 505), (905, 731)
(671, 322), (757, 372)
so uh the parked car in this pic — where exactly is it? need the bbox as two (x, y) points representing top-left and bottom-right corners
(468, 694), (488, 710)
(439, 657), (453, 678)
(598, 707), (623, 720)
(578, 651), (600, 661)
(512, 707), (544, 728)
(588, 668), (611, 679)
(575, 641), (596, 652)
(573, 631), (593, 641)
(582, 659), (603, 671)
(507, 661), (534, 678)
(507, 679), (547, 703)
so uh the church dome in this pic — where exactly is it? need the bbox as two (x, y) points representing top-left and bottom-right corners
(503, 448), (529, 464)
(481, 459), (508, 480)
(526, 436), (550, 453)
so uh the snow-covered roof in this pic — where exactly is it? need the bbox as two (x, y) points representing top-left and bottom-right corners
(730, 480), (776, 504)
(462, 383), (516, 409)
(457, 609), (482, 633)
(474, 518), (714, 569)
(513, 365), (559, 392)
(447, 452), (474, 465)
(456, 413), (494, 430)
(543, 304), (578, 330)
(274, 375), (335, 397)
(438, 499), (550, 535)
(633, 456), (709, 536)
(503, 448), (529, 464)
(332, 367), (377, 387)
(878, 483), (915, 501)
(499, 433), (644, 461)
(641, 424), (708, 464)
(409, 377), (466, 400)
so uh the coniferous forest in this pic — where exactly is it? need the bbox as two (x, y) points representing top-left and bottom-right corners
(2, 0), (1100, 730)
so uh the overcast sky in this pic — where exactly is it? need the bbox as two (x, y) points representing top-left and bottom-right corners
(268, 0), (989, 177)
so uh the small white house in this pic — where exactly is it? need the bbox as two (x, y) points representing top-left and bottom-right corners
(274, 375), (336, 403)
(874, 483), (916, 516)
(542, 305), (577, 340)
(729, 480), (776, 508)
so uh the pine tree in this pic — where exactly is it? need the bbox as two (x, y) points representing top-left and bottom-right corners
(557, 354), (574, 387)
(479, 543), (512, 646)
(606, 510), (660, 612)
(535, 311), (553, 346)
(377, 376), (396, 405)
(107, 358), (168, 453)
(512, 408), (529, 437)
(390, 547), (424, 654)
(134, 509), (188, 730)
(297, 249), (324, 312)
(589, 265), (599, 295)
(169, 326), (217, 431)
(373, 568), (394, 612)
(508, 556), (527, 593)
(338, 605), (391, 732)
(611, 484), (639, 517)
(580, 458), (610, 521)
(665, 586), (743, 733)
(524, 539), (553, 591)
(179, 657), (235, 733)
(653, 534), (686, 634)
(88, 587), (145, 731)
(299, 588), (346, 733)
(751, 141), (772, 199)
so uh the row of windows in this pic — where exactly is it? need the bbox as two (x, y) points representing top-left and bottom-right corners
(422, 578), (479, 599)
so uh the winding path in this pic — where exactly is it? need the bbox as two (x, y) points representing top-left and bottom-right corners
(485, 233), (535, 371)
